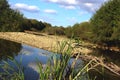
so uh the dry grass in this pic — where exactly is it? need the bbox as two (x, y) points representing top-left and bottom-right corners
(0, 32), (68, 51)
(0, 32), (92, 54)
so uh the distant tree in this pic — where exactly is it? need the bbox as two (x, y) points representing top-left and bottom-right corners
(65, 26), (73, 38)
(54, 26), (65, 35)
(41, 22), (52, 33)
(0, 0), (24, 31)
(43, 22), (52, 28)
(22, 19), (46, 31)
(29, 19), (45, 31)
(22, 18), (31, 30)
(67, 22), (92, 40)
(90, 0), (120, 46)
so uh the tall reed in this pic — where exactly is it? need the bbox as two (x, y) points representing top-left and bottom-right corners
(0, 57), (24, 80)
(37, 40), (98, 80)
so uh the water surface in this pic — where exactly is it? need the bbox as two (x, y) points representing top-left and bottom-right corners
(0, 39), (83, 80)
(0, 39), (120, 80)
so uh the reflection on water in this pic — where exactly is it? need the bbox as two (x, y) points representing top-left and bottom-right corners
(0, 39), (120, 80)
(0, 39), (22, 60)
(17, 44), (53, 80)
(0, 39), (83, 80)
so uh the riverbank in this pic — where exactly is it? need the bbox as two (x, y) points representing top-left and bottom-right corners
(0, 32), (120, 76)
(0, 32), (92, 54)
(0, 32), (65, 51)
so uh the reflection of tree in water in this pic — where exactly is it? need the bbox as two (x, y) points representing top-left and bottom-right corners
(0, 39), (22, 60)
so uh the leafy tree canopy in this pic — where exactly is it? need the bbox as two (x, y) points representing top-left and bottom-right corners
(90, 0), (120, 46)
(0, 0), (24, 31)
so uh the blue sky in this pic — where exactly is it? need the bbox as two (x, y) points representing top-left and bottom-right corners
(8, 0), (107, 27)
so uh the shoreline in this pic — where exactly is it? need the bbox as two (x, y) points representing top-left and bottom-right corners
(0, 32), (92, 54)
(0, 32), (120, 76)
(0, 32), (68, 51)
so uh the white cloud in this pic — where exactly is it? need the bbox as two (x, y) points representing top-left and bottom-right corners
(45, 0), (108, 13)
(81, 3), (98, 13)
(11, 3), (40, 12)
(46, 0), (78, 5)
(60, 5), (76, 9)
(44, 9), (57, 14)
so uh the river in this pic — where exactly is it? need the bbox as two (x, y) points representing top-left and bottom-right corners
(0, 39), (120, 80)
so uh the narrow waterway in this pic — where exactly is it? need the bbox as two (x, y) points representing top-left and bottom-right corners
(0, 39), (120, 80)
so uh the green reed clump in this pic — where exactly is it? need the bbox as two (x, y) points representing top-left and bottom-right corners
(0, 57), (24, 80)
(37, 40), (98, 80)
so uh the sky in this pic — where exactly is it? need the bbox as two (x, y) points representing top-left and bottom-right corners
(8, 0), (108, 27)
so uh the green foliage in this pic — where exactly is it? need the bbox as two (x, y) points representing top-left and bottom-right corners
(73, 22), (92, 40)
(30, 19), (46, 31)
(65, 26), (73, 38)
(0, 57), (24, 80)
(90, 0), (120, 45)
(65, 22), (93, 41)
(42, 26), (65, 35)
(37, 41), (97, 80)
(37, 41), (73, 80)
(0, 0), (24, 31)
(21, 18), (31, 30)
(22, 19), (46, 31)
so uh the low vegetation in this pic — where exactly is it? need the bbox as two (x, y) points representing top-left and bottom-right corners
(0, 57), (24, 80)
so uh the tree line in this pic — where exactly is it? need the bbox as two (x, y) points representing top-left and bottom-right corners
(0, 0), (120, 47)
(66, 0), (120, 47)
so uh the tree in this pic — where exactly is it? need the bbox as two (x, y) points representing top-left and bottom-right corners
(30, 19), (45, 31)
(66, 22), (92, 40)
(90, 0), (120, 46)
(0, 0), (24, 31)
(65, 26), (73, 38)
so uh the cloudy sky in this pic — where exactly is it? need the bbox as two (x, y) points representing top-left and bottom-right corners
(8, 0), (107, 27)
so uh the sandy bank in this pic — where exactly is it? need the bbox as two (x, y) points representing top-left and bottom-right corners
(0, 32), (68, 51)
(0, 32), (92, 54)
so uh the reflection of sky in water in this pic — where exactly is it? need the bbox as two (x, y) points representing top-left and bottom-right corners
(14, 44), (54, 80)
(1, 44), (83, 80)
